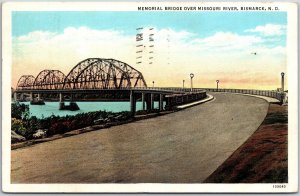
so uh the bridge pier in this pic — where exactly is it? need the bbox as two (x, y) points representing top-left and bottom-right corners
(59, 93), (64, 102)
(59, 93), (64, 110)
(58, 93), (79, 111)
(142, 93), (145, 111)
(145, 94), (151, 111)
(71, 94), (79, 109)
(30, 92), (45, 105)
(70, 94), (74, 102)
(29, 93), (33, 101)
(159, 94), (164, 111)
(150, 93), (154, 110)
(69, 102), (80, 111)
(165, 97), (171, 110)
(130, 90), (136, 116)
(59, 102), (79, 111)
(20, 93), (24, 101)
(13, 92), (17, 102)
(59, 102), (65, 110)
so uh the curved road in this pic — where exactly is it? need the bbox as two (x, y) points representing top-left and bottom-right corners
(11, 93), (269, 183)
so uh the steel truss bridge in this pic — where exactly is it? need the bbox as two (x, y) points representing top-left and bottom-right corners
(14, 58), (284, 114)
(16, 58), (147, 90)
(14, 58), (206, 113)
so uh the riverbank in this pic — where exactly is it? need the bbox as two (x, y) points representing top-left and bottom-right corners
(204, 103), (288, 183)
(11, 110), (173, 150)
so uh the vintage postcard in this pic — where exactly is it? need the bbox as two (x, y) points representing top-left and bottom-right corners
(2, 1), (298, 193)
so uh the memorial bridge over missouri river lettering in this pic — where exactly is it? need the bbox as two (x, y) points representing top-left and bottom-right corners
(13, 58), (285, 115)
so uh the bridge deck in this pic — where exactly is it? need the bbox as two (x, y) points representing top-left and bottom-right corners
(15, 88), (204, 94)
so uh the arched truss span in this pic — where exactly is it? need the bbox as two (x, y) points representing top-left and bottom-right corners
(63, 58), (147, 89)
(16, 75), (35, 90)
(105, 59), (147, 88)
(33, 70), (66, 90)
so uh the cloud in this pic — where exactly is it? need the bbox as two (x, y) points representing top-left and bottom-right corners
(245, 24), (286, 36)
(12, 26), (287, 90)
(13, 27), (133, 68)
(255, 46), (286, 55)
(16, 31), (57, 42)
(192, 32), (263, 51)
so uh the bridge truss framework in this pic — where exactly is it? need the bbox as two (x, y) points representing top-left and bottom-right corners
(16, 58), (147, 91)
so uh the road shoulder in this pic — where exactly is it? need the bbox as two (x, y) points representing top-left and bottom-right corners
(204, 103), (288, 183)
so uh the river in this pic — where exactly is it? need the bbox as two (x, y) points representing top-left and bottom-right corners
(22, 101), (163, 118)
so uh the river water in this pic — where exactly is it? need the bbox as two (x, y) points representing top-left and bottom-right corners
(22, 101), (162, 118)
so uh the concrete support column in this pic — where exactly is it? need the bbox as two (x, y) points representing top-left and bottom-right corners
(20, 93), (24, 101)
(159, 94), (164, 111)
(165, 97), (170, 110)
(37, 93), (41, 100)
(29, 93), (33, 101)
(59, 93), (64, 102)
(13, 92), (17, 102)
(59, 93), (65, 110)
(150, 93), (154, 110)
(58, 93), (79, 110)
(142, 93), (145, 111)
(144, 94), (151, 111)
(59, 102), (65, 110)
(130, 90), (136, 116)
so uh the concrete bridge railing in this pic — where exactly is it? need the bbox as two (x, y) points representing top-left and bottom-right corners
(195, 88), (285, 102)
(105, 86), (204, 93)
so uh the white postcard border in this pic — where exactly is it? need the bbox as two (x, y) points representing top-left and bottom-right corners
(2, 1), (298, 193)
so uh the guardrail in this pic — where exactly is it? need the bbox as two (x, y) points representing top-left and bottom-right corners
(195, 88), (284, 102)
(131, 87), (203, 93)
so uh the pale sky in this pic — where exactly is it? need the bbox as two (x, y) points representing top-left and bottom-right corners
(12, 11), (287, 90)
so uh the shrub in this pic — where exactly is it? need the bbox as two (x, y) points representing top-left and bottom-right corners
(48, 121), (70, 135)
(11, 118), (27, 137)
(12, 116), (45, 139)
(11, 102), (29, 119)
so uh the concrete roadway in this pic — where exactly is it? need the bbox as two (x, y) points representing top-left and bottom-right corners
(11, 93), (269, 183)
